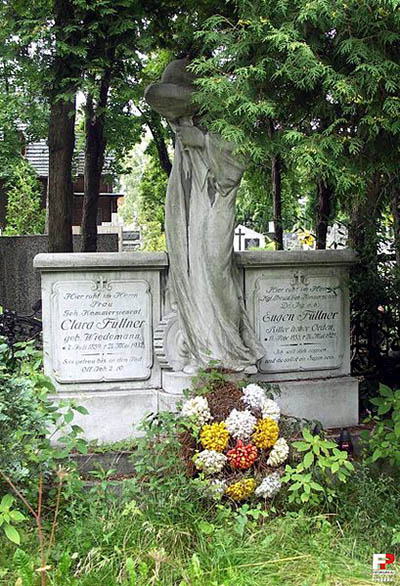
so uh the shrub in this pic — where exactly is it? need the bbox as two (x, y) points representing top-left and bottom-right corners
(362, 383), (400, 467)
(0, 339), (87, 493)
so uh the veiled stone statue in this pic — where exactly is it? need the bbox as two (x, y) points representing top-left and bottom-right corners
(145, 59), (264, 374)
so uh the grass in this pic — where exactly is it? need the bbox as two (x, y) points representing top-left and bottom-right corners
(1, 463), (400, 586)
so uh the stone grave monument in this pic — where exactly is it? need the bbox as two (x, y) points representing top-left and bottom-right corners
(34, 59), (359, 442)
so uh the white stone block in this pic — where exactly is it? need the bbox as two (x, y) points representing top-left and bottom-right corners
(272, 376), (359, 427)
(53, 389), (159, 443)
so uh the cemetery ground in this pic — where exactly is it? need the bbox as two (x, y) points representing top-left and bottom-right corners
(0, 343), (400, 586)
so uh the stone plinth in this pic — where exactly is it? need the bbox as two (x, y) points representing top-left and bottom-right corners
(236, 249), (358, 426)
(34, 252), (168, 441)
(35, 249), (359, 442)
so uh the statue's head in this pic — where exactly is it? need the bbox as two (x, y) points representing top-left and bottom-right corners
(144, 59), (199, 121)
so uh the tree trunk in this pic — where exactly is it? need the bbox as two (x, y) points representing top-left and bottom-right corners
(81, 70), (111, 252)
(316, 177), (332, 249)
(348, 174), (381, 373)
(391, 183), (400, 267)
(48, 92), (76, 253)
(47, 0), (78, 252)
(141, 110), (172, 176)
(268, 119), (283, 250)
(155, 135), (172, 177)
(271, 154), (283, 250)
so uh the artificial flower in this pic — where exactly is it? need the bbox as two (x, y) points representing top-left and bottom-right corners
(252, 418), (279, 449)
(242, 383), (266, 409)
(193, 450), (227, 475)
(181, 396), (211, 426)
(267, 437), (289, 467)
(226, 478), (256, 501)
(255, 473), (282, 498)
(261, 398), (280, 422)
(200, 421), (230, 452)
(227, 440), (258, 470)
(225, 409), (256, 440)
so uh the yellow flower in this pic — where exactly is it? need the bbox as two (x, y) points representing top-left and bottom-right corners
(226, 478), (256, 501)
(252, 418), (279, 449)
(200, 422), (230, 452)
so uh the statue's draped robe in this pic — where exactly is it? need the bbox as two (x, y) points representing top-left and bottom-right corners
(165, 125), (264, 369)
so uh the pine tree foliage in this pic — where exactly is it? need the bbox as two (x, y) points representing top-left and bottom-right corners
(192, 0), (400, 218)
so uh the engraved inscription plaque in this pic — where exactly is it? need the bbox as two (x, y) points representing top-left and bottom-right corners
(255, 272), (344, 373)
(50, 277), (152, 383)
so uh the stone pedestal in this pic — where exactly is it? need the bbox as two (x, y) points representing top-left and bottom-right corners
(237, 249), (359, 426)
(34, 252), (168, 442)
(35, 249), (359, 443)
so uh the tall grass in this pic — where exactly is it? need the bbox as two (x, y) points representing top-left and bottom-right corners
(1, 462), (399, 585)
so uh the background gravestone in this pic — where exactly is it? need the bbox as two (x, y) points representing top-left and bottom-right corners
(0, 234), (118, 314)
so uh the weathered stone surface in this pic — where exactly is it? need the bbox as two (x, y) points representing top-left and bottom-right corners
(275, 376), (359, 427)
(35, 252), (167, 392)
(35, 249), (359, 440)
(241, 250), (355, 381)
(145, 59), (263, 373)
(49, 278), (152, 383)
(0, 235), (118, 314)
(55, 389), (158, 443)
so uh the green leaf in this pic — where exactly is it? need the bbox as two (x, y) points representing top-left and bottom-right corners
(1, 494), (14, 509)
(292, 441), (310, 452)
(198, 521), (215, 535)
(76, 439), (88, 455)
(64, 411), (74, 424)
(369, 397), (384, 406)
(377, 403), (392, 416)
(371, 449), (382, 462)
(323, 440), (338, 449)
(302, 428), (313, 442)
(74, 405), (89, 415)
(303, 451), (314, 469)
(379, 385), (394, 399)
(331, 461), (340, 473)
(9, 510), (25, 522)
(4, 524), (20, 544)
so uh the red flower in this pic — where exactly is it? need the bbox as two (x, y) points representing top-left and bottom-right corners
(227, 440), (258, 470)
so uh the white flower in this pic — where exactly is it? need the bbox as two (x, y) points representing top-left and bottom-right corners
(267, 437), (289, 467)
(225, 409), (256, 440)
(202, 479), (227, 500)
(255, 473), (282, 499)
(242, 384), (266, 409)
(193, 450), (227, 475)
(261, 399), (280, 422)
(181, 396), (211, 426)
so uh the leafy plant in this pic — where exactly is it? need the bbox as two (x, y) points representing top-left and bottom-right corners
(0, 494), (26, 545)
(0, 339), (88, 490)
(362, 384), (400, 467)
(282, 428), (354, 506)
